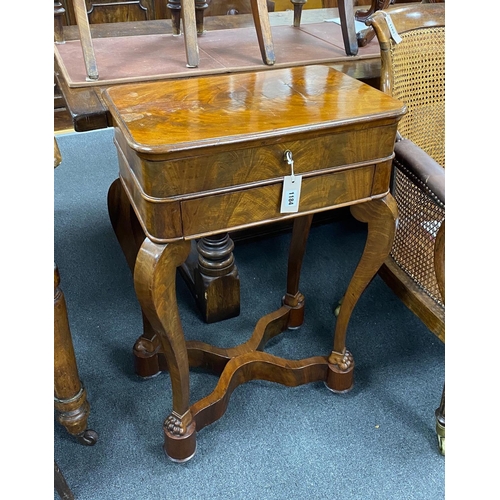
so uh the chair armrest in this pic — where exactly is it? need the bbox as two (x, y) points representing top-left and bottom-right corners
(393, 138), (445, 205)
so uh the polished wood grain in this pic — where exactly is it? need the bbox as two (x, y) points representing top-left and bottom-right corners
(105, 66), (398, 156)
(105, 65), (405, 461)
(51, 7), (382, 324)
(85, 0), (156, 23)
(104, 66), (403, 243)
(54, 8), (383, 133)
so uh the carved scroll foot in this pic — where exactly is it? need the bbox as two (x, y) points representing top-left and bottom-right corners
(133, 330), (168, 378)
(163, 412), (197, 462)
(325, 350), (354, 393)
(282, 214), (313, 329)
(282, 292), (305, 329)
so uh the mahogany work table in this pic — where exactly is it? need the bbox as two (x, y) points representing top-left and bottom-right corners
(103, 64), (405, 462)
(54, 7), (382, 323)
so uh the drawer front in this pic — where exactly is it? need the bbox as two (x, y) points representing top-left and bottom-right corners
(118, 142), (184, 241)
(116, 123), (399, 199)
(180, 165), (377, 239)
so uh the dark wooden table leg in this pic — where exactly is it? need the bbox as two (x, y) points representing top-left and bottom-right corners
(435, 384), (445, 455)
(282, 214), (313, 326)
(337, 0), (358, 56)
(195, 0), (208, 34)
(134, 237), (196, 462)
(72, 0), (99, 80)
(54, 1), (65, 44)
(326, 195), (398, 392)
(249, 0), (276, 65)
(290, 0), (307, 27)
(190, 234), (240, 323)
(108, 178), (242, 381)
(54, 265), (98, 446)
(168, 0), (181, 34)
(54, 461), (75, 500)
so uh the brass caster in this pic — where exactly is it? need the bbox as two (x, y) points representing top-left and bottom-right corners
(436, 420), (445, 456)
(77, 429), (98, 446)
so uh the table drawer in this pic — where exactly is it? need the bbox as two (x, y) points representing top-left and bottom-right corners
(180, 165), (378, 238)
(122, 160), (391, 243)
(115, 124), (398, 198)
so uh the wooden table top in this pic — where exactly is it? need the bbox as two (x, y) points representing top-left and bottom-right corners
(55, 9), (382, 132)
(103, 65), (402, 158)
(103, 66), (404, 242)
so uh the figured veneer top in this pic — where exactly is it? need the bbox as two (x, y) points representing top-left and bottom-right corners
(102, 65), (405, 156)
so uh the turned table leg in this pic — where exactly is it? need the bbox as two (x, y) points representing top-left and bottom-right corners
(109, 174), (241, 326)
(326, 195), (398, 392)
(191, 234), (241, 323)
(54, 1), (65, 44)
(195, 0), (208, 34)
(289, 0), (307, 28)
(134, 237), (196, 462)
(54, 265), (97, 446)
(337, 0), (358, 56)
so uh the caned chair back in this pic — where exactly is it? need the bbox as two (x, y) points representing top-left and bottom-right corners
(369, 4), (445, 167)
(368, 3), (445, 312)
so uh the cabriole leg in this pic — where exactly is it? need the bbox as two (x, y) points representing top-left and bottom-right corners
(326, 195), (398, 392)
(134, 237), (196, 462)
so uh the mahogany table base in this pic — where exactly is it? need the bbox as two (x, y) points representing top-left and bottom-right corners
(103, 65), (404, 461)
(108, 178), (397, 462)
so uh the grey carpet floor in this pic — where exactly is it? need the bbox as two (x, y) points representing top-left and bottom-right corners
(54, 128), (444, 500)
